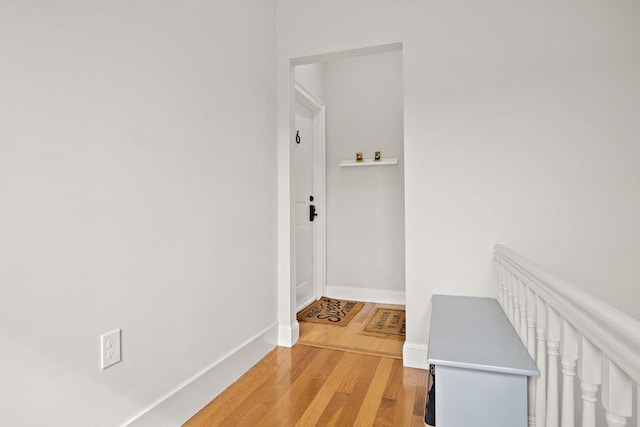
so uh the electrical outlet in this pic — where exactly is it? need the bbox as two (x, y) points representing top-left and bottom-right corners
(100, 329), (121, 369)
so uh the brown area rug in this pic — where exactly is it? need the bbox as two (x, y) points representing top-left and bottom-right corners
(297, 297), (364, 327)
(360, 308), (406, 338)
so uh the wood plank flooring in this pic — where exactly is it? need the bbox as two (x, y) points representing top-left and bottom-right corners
(184, 344), (428, 427)
(185, 302), (424, 426)
(298, 302), (405, 359)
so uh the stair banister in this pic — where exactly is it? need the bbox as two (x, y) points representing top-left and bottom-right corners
(494, 244), (640, 427)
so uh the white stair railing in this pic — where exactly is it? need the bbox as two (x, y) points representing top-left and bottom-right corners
(494, 244), (640, 427)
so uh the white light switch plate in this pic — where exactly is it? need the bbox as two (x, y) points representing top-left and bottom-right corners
(100, 329), (121, 369)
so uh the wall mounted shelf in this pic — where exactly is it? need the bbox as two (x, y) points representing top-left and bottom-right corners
(339, 157), (398, 167)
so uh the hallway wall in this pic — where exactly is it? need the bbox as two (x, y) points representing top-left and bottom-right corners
(0, 2), (277, 426)
(323, 50), (405, 302)
(277, 0), (640, 367)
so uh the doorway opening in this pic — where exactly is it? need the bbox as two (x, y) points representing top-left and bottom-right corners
(279, 42), (405, 350)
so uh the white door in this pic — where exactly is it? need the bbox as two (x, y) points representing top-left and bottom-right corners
(294, 99), (316, 311)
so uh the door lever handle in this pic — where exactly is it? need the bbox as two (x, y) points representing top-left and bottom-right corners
(309, 204), (318, 222)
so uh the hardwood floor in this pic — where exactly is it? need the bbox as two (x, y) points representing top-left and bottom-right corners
(185, 302), (424, 426)
(184, 344), (428, 427)
(298, 302), (405, 359)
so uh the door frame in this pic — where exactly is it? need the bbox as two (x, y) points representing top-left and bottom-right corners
(294, 81), (326, 311)
(278, 44), (403, 347)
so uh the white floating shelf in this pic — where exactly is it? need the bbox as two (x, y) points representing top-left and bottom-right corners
(339, 157), (398, 167)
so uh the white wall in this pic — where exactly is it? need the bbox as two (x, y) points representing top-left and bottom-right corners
(323, 50), (405, 301)
(0, 2), (277, 426)
(276, 0), (640, 366)
(295, 63), (325, 100)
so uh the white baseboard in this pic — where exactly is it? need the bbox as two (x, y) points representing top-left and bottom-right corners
(296, 295), (316, 313)
(403, 341), (429, 369)
(326, 285), (405, 305)
(124, 322), (278, 427)
(277, 320), (299, 347)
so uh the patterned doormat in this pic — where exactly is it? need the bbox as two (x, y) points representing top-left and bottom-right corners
(360, 308), (406, 338)
(297, 297), (364, 327)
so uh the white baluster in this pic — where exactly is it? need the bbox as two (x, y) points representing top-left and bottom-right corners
(495, 261), (501, 305)
(497, 262), (505, 309)
(519, 279), (528, 344)
(535, 296), (547, 427)
(526, 287), (536, 427)
(561, 321), (578, 427)
(507, 270), (515, 326)
(526, 287), (536, 356)
(528, 375), (536, 427)
(502, 272), (509, 313)
(602, 358), (632, 427)
(578, 337), (601, 427)
(547, 306), (561, 427)
(513, 276), (522, 338)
